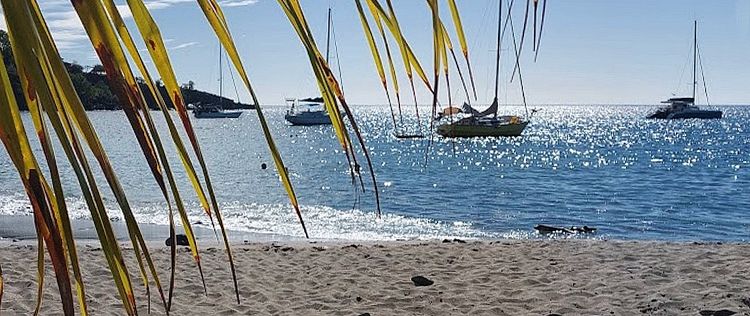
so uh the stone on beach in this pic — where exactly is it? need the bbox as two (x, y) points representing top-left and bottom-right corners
(411, 275), (434, 287)
(165, 234), (190, 246)
(699, 310), (737, 316)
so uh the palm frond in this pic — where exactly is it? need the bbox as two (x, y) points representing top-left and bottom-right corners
(365, 0), (403, 125)
(0, 263), (4, 310)
(355, 0), (397, 130)
(446, 0), (477, 101)
(100, 0), (212, 308)
(366, 0), (432, 132)
(277, 0), (382, 216)
(0, 24), (75, 314)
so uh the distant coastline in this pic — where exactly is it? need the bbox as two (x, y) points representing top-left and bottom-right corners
(1, 30), (253, 111)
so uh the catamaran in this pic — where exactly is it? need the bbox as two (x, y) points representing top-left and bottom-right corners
(436, 0), (531, 138)
(648, 21), (721, 120)
(285, 8), (337, 126)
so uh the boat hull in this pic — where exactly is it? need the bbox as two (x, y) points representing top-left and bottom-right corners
(668, 110), (722, 119)
(285, 112), (332, 126)
(193, 111), (242, 119)
(393, 133), (425, 139)
(647, 110), (722, 119)
(437, 121), (529, 137)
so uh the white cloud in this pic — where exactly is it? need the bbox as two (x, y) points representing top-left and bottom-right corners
(2, 0), (258, 50)
(219, 0), (259, 7)
(35, 0), (234, 50)
(43, 9), (90, 49)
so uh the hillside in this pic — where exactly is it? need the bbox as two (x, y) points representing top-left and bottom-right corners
(0, 30), (253, 111)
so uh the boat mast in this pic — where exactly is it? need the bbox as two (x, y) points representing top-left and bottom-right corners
(493, 0), (502, 102)
(219, 41), (223, 109)
(692, 20), (697, 103)
(325, 7), (332, 64)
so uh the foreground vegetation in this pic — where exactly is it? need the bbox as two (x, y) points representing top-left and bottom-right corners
(0, 0), (543, 314)
(0, 30), (252, 111)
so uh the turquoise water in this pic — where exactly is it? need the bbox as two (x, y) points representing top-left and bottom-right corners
(0, 105), (748, 241)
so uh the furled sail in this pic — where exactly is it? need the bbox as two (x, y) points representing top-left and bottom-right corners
(477, 98), (499, 117)
(461, 99), (498, 118)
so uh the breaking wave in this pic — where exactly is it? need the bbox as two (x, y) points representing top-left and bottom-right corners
(0, 194), (491, 241)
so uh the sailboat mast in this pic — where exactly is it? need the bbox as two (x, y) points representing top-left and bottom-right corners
(219, 41), (223, 109)
(493, 0), (502, 101)
(692, 20), (697, 102)
(326, 8), (332, 64)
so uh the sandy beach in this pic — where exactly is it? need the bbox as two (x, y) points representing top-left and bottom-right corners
(1, 239), (749, 315)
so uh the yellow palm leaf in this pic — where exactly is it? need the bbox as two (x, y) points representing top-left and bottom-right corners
(446, 0), (477, 100)
(0, 263), (3, 310)
(355, 0), (398, 129)
(100, 0), (210, 307)
(440, 21), (473, 105)
(0, 20), (75, 314)
(426, 0), (444, 122)
(196, 0), (321, 302)
(278, 0), (381, 215)
(14, 0), (194, 313)
(118, 0), (214, 219)
(366, 0), (433, 107)
(365, 0), (403, 124)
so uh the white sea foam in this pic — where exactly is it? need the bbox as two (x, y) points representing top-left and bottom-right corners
(0, 194), (490, 241)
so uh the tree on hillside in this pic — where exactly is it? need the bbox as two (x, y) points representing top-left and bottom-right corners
(0, 30), (25, 109)
(0, 30), (250, 111)
(182, 80), (195, 91)
(90, 64), (106, 74)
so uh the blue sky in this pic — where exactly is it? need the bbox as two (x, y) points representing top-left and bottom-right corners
(7, 0), (750, 105)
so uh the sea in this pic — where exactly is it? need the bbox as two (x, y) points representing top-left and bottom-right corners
(0, 105), (748, 242)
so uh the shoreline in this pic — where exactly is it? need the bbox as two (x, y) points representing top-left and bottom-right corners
(0, 214), (307, 245)
(2, 214), (747, 245)
(2, 239), (749, 315)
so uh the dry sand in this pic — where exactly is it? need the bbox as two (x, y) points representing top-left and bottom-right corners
(1, 240), (750, 315)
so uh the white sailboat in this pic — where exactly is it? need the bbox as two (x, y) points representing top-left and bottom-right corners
(437, 0), (531, 138)
(193, 43), (243, 119)
(285, 8), (336, 126)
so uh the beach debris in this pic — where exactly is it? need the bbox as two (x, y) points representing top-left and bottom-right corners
(358, 313), (371, 316)
(699, 310), (737, 316)
(261, 163), (267, 170)
(742, 297), (750, 308)
(165, 234), (190, 246)
(535, 224), (597, 235)
(356, 296), (363, 302)
(411, 276), (434, 287)
(442, 238), (467, 244)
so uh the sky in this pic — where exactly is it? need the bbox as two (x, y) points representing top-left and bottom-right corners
(3, 0), (750, 105)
